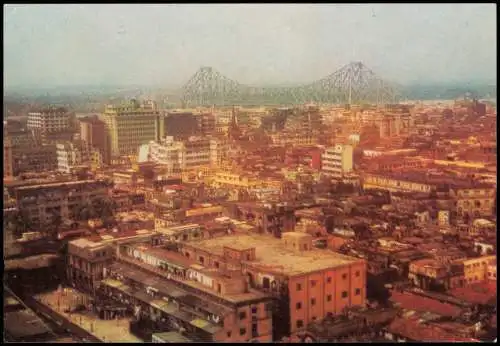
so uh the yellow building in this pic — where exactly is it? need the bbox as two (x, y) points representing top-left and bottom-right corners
(460, 255), (496, 285)
(452, 187), (496, 219)
(211, 171), (263, 189)
(362, 174), (433, 193)
(101, 100), (159, 158)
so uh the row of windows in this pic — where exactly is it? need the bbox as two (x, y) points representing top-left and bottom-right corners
(295, 289), (361, 309)
(296, 271), (360, 291)
(226, 323), (259, 338)
(238, 306), (259, 320)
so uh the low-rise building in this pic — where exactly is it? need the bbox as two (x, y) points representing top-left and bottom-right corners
(460, 255), (496, 285)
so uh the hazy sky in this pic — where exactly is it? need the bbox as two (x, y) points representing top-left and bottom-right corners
(4, 4), (496, 89)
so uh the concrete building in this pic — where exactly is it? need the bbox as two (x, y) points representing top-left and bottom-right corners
(94, 240), (275, 342)
(79, 115), (111, 165)
(14, 179), (109, 226)
(159, 111), (199, 140)
(181, 232), (366, 339)
(56, 141), (90, 173)
(139, 137), (222, 175)
(321, 144), (353, 178)
(199, 113), (216, 136)
(27, 106), (77, 142)
(12, 144), (58, 176)
(102, 100), (159, 158)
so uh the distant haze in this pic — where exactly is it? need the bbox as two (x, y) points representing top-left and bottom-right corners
(4, 4), (497, 90)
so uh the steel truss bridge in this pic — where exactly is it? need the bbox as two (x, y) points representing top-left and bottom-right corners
(181, 61), (402, 107)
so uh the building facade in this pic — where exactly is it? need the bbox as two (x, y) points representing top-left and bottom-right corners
(27, 106), (77, 142)
(322, 144), (353, 178)
(14, 179), (109, 225)
(102, 100), (159, 158)
(56, 141), (90, 173)
(79, 115), (111, 165)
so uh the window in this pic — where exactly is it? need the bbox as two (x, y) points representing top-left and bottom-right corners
(355, 271), (360, 277)
(252, 323), (258, 338)
(342, 291), (348, 298)
(296, 283), (302, 291)
(326, 295), (332, 302)
(240, 328), (246, 336)
(227, 331), (232, 338)
(311, 280), (317, 287)
(239, 311), (247, 320)
(311, 298), (316, 306)
(214, 261), (219, 268)
(342, 273), (347, 280)
(326, 277), (332, 283)
(199, 256), (205, 264)
(296, 320), (304, 328)
(296, 302), (302, 310)
(263, 277), (270, 289)
(355, 288), (361, 296)
(251, 306), (258, 314)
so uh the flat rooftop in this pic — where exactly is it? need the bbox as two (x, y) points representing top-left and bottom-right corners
(188, 233), (361, 276)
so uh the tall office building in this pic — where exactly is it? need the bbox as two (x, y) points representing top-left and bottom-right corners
(321, 144), (354, 178)
(101, 100), (159, 159)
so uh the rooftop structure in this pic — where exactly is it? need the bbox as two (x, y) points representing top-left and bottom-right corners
(187, 232), (359, 276)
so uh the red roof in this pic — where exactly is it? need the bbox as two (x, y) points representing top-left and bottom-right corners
(449, 281), (497, 305)
(390, 291), (461, 318)
(388, 316), (478, 342)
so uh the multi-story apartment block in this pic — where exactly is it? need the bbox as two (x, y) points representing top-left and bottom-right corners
(14, 179), (109, 225)
(79, 115), (111, 165)
(183, 137), (211, 170)
(56, 141), (90, 173)
(180, 232), (366, 340)
(96, 241), (274, 342)
(199, 112), (216, 135)
(321, 144), (353, 178)
(27, 106), (77, 142)
(12, 144), (58, 176)
(140, 137), (222, 174)
(101, 100), (159, 158)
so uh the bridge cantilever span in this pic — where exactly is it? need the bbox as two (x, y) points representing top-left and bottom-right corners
(181, 62), (402, 106)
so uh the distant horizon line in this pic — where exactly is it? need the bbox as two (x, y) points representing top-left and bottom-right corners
(5, 79), (497, 93)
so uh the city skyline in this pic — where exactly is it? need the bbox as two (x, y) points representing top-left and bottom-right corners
(4, 4), (497, 90)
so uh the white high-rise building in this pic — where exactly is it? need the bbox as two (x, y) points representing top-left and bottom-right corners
(139, 136), (223, 175)
(321, 144), (353, 178)
(56, 141), (90, 173)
